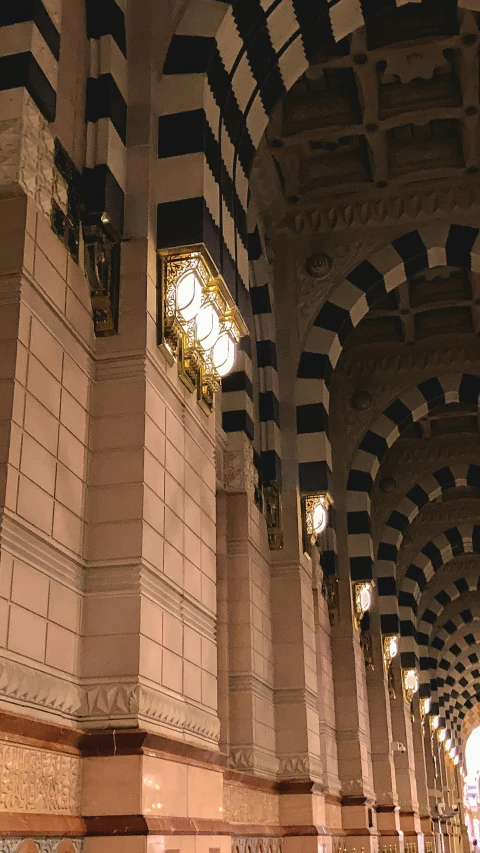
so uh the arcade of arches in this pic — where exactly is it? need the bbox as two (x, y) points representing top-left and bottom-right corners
(1, 0), (480, 852)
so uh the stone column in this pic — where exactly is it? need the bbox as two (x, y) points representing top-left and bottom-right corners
(424, 723), (443, 853)
(271, 489), (325, 853)
(366, 619), (403, 852)
(390, 658), (423, 846)
(222, 437), (278, 779)
(330, 577), (377, 847)
(313, 567), (341, 800)
(411, 699), (432, 849)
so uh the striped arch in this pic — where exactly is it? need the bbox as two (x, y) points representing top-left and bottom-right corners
(461, 704), (480, 742)
(297, 225), (480, 498)
(441, 684), (480, 733)
(246, 219), (281, 484)
(375, 463), (480, 635)
(158, 2), (480, 299)
(0, 0), (61, 123)
(425, 626), (480, 702)
(346, 372), (480, 584)
(396, 524), (480, 665)
(84, 0), (128, 236)
(431, 645), (480, 702)
(437, 662), (480, 706)
(417, 577), (480, 646)
(219, 212), (282, 483)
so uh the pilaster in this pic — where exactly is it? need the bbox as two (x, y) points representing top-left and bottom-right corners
(389, 659), (422, 843)
(366, 626), (403, 850)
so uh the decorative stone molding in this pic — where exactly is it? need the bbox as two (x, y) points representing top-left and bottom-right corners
(83, 682), (221, 744)
(223, 438), (258, 499)
(0, 659), (220, 744)
(232, 839), (282, 853)
(296, 240), (379, 326)
(0, 95), (55, 217)
(0, 841), (82, 853)
(288, 183), (480, 234)
(229, 748), (279, 778)
(229, 674), (274, 702)
(0, 657), (84, 720)
(224, 782), (279, 824)
(342, 342), (480, 380)
(278, 753), (323, 781)
(0, 742), (81, 814)
(382, 43), (448, 84)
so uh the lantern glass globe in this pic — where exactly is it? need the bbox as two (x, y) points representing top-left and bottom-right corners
(388, 636), (398, 659)
(313, 502), (327, 535)
(196, 304), (220, 351)
(176, 271), (202, 322)
(212, 333), (235, 377)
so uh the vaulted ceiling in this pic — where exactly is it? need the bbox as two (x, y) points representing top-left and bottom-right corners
(255, 0), (480, 751)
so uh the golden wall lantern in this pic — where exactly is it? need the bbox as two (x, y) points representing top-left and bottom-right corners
(402, 668), (419, 703)
(157, 246), (247, 411)
(353, 581), (373, 629)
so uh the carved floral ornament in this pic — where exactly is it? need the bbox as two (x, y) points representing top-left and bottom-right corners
(0, 840), (81, 853)
(0, 742), (81, 814)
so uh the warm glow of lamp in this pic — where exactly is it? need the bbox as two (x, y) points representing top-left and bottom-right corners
(385, 634), (398, 661)
(159, 247), (247, 410)
(404, 669), (418, 692)
(212, 332), (235, 377)
(402, 668), (419, 703)
(176, 270), (202, 322)
(352, 581), (373, 629)
(313, 501), (327, 535)
(359, 584), (372, 613)
(430, 715), (439, 731)
(420, 696), (431, 722)
(449, 746), (456, 759)
(454, 756), (459, 766)
(439, 728), (446, 742)
(195, 302), (220, 351)
(445, 738), (452, 751)
(303, 493), (331, 547)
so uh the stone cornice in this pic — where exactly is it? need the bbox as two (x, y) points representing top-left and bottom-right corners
(0, 654), (221, 746)
(283, 183), (480, 235)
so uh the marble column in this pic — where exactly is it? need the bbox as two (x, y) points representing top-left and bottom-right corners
(366, 620), (403, 853)
(389, 658), (423, 845)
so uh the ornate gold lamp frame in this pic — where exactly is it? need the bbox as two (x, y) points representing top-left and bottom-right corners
(382, 634), (399, 697)
(402, 668), (419, 704)
(301, 492), (332, 550)
(157, 246), (247, 411)
(352, 581), (373, 630)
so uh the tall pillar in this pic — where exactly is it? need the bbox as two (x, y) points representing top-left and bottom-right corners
(329, 576), (377, 849)
(271, 489), (325, 853)
(390, 658), (423, 846)
(223, 459), (278, 778)
(366, 619), (403, 852)
(411, 698), (433, 850)
(424, 723), (443, 853)
(313, 567), (341, 799)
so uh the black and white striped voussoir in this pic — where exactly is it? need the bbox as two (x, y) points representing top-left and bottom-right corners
(423, 627), (480, 703)
(159, 0), (370, 315)
(297, 225), (480, 500)
(417, 576), (480, 648)
(84, 0), (127, 235)
(0, 3), (60, 122)
(248, 223), (281, 485)
(375, 463), (480, 637)
(345, 370), (480, 583)
(397, 524), (480, 667)
(160, 0), (480, 346)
